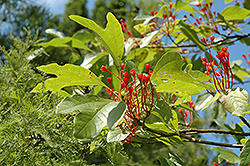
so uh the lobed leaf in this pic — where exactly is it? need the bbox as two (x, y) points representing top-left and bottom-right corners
(32, 63), (106, 93)
(69, 13), (124, 67)
(151, 52), (214, 97)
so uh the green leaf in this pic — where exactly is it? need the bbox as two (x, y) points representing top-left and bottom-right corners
(179, 21), (205, 51)
(225, 0), (233, 3)
(158, 157), (177, 166)
(74, 101), (121, 139)
(69, 13), (124, 67)
(219, 87), (249, 116)
(211, 147), (240, 163)
(107, 101), (126, 129)
(56, 94), (111, 114)
(214, 120), (244, 143)
(151, 52), (213, 97)
(221, 6), (250, 20)
(140, 30), (159, 48)
(240, 138), (250, 166)
(107, 128), (129, 142)
(45, 28), (64, 38)
(201, 92), (219, 111)
(152, 100), (172, 125)
(32, 63), (106, 93)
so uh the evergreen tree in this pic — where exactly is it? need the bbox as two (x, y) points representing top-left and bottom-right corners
(58, 0), (88, 36)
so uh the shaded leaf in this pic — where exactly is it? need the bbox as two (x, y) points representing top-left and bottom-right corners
(107, 128), (129, 142)
(240, 138), (250, 166)
(107, 101), (127, 129)
(74, 101), (122, 139)
(56, 94), (111, 114)
(179, 21), (205, 51)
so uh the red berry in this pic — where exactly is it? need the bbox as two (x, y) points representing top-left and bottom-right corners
(225, 52), (229, 57)
(128, 87), (133, 94)
(178, 109), (183, 113)
(200, 37), (206, 43)
(213, 11), (216, 15)
(145, 64), (151, 72)
(148, 71), (153, 76)
(123, 77), (129, 85)
(121, 82), (126, 89)
(123, 71), (129, 78)
(210, 36), (215, 41)
(216, 72), (221, 76)
(141, 33), (146, 37)
(120, 19), (124, 23)
(155, 12), (158, 15)
(107, 77), (112, 85)
(150, 11), (154, 15)
(127, 31), (132, 36)
(172, 15), (175, 20)
(184, 110), (189, 115)
(130, 69), (135, 77)
(121, 64), (125, 70)
(101, 66), (108, 72)
(202, 57), (207, 62)
(222, 47), (227, 52)
(242, 54), (247, 59)
(170, 4), (173, 8)
(137, 73), (143, 82)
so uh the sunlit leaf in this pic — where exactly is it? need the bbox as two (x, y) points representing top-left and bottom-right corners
(221, 6), (250, 20)
(211, 147), (240, 163)
(69, 13), (124, 67)
(151, 52), (214, 97)
(32, 63), (106, 93)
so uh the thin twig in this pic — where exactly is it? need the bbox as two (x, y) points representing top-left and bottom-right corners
(181, 135), (243, 148)
(180, 129), (250, 136)
(239, 116), (250, 129)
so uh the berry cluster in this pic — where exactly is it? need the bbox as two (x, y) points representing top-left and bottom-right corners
(178, 100), (195, 127)
(213, 160), (236, 166)
(201, 36), (233, 93)
(101, 64), (154, 143)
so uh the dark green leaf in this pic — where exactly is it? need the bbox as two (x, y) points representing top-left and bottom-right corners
(56, 94), (111, 114)
(74, 101), (121, 139)
(179, 21), (205, 51)
(240, 138), (250, 166)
